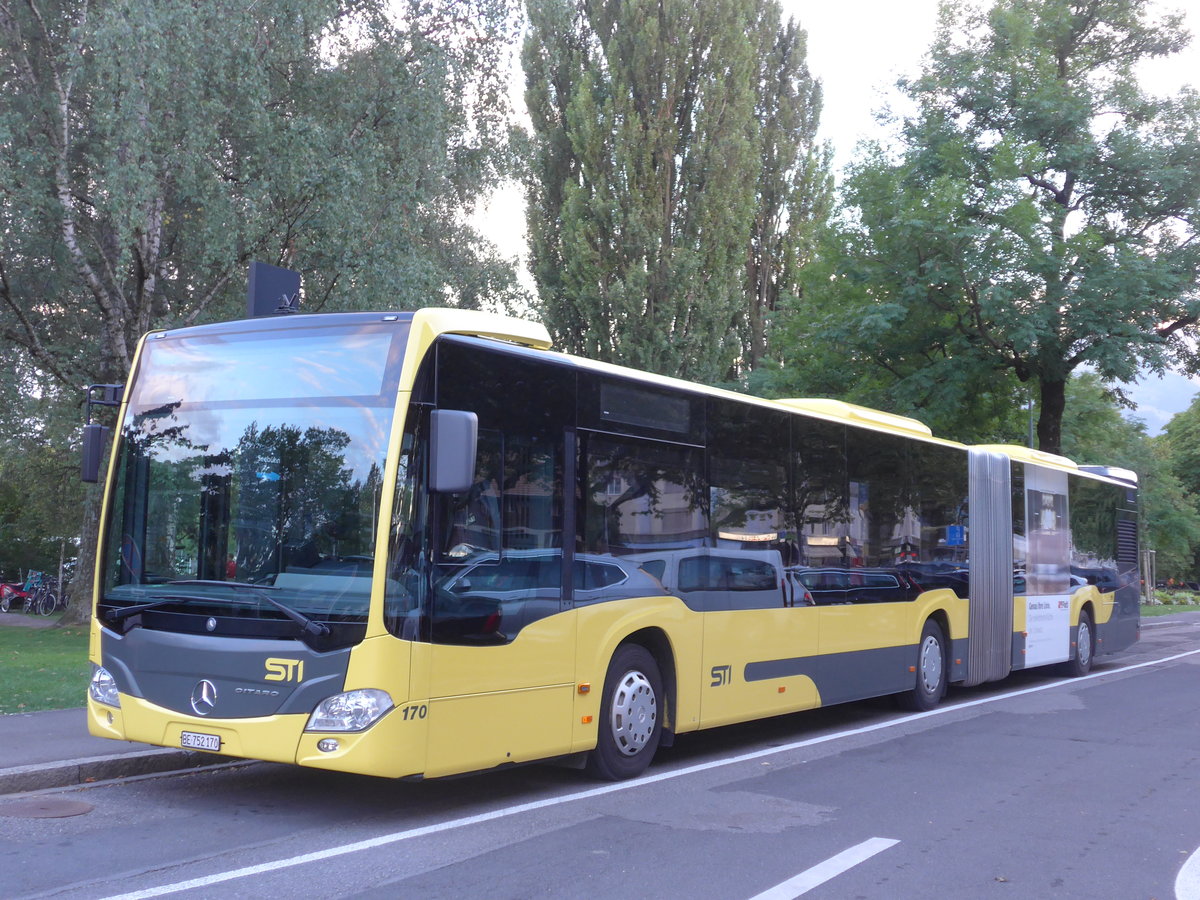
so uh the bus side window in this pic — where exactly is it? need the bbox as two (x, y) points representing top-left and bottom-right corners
(580, 431), (706, 608)
(708, 399), (792, 610)
(843, 429), (911, 604)
(440, 429), (503, 560)
(427, 339), (571, 643)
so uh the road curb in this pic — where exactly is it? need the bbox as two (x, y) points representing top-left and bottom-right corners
(0, 748), (236, 796)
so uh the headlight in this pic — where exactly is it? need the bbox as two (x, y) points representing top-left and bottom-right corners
(89, 666), (121, 708)
(305, 689), (393, 732)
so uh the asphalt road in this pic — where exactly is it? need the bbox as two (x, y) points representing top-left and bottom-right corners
(3, 615), (1199, 900)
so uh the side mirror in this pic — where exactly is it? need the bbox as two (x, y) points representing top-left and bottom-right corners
(430, 409), (478, 493)
(81, 423), (111, 483)
(81, 383), (123, 484)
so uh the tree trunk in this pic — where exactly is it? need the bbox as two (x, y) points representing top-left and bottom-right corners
(59, 487), (101, 627)
(1036, 377), (1066, 456)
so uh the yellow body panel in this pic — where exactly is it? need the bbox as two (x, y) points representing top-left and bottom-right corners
(424, 616), (577, 698)
(1012, 595), (1027, 633)
(819, 591), (966, 652)
(343, 632), (413, 697)
(89, 694), (307, 763)
(88, 617), (102, 667)
(698, 607), (820, 728)
(419, 614), (577, 776)
(1077, 585), (1113, 625)
(422, 685), (575, 778)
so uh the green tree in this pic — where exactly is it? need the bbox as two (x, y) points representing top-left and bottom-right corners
(0, 433), (82, 587)
(741, 4), (833, 373)
(0, 0), (523, 621)
(1159, 392), (1200, 575)
(793, 0), (1200, 454)
(759, 227), (1032, 445)
(524, 0), (829, 383)
(1161, 393), (1200, 500)
(1061, 373), (1200, 580)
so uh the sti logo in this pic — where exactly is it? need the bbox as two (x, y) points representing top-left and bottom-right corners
(710, 664), (732, 687)
(264, 658), (305, 683)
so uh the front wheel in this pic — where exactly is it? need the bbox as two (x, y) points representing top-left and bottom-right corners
(37, 591), (57, 616)
(1058, 609), (1094, 677)
(898, 619), (947, 711)
(585, 644), (663, 781)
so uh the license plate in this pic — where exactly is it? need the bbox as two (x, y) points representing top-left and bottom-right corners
(180, 730), (221, 752)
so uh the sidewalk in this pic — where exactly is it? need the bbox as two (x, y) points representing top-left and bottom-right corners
(0, 613), (237, 796)
(0, 707), (236, 795)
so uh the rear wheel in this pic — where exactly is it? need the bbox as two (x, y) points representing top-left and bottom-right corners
(585, 644), (663, 781)
(898, 619), (946, 711)
(1058, 609), (1094, 677)
(38, 590), (57, 616)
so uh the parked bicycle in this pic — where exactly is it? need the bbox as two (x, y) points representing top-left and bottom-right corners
(0, 571), (64, 616)
(31, 573), (62, 616)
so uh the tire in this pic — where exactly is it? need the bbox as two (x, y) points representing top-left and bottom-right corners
(0, 594), (9, 614)
(898, 619), (947, 711)
(38, 591), (57, 616)
(585, 644), (663, 781)
(1058, 609), (1094, 677)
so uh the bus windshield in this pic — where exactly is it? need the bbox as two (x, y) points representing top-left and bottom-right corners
(99, 317), (409, 640)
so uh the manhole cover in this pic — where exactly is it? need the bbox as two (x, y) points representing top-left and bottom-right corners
(0, 798), (94, 818)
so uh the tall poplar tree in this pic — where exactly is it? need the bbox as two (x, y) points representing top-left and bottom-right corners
(524, 0), (829, 383)
(743, 4), (833, 373)
(793, 0), (1200, 454)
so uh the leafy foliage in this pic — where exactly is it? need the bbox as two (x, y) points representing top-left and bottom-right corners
(742, 3), (833, 372)
(523, 0), (830, 382)
(1, 0), (524, 384)
(0, 0), (523, 619)
(786, 0), (1200, 454)
(1061, 374), (1200, 578)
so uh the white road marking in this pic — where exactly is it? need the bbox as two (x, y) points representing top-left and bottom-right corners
(746, 837), (899, 899)
(1176, 843), (1200, 899)
(100, 646), (1200, 900)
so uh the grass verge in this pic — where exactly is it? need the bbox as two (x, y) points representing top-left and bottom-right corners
(1143, 589), (1200, 618)
(0, 621), (89, 714)
(1142, 601), (1200, 617)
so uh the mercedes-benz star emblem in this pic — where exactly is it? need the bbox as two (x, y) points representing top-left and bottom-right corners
(190, 679), (218, 716)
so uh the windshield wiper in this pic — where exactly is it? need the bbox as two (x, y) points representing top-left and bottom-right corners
(105, 594), (216, 622)
(108, 581), (331, 637)
(167, 580), (331, 636)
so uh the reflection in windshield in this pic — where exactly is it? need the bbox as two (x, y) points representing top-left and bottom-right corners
(106, 405), (388, 620)
(101, 321), (406, 625)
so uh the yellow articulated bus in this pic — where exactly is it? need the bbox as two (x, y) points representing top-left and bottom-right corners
(84, 308), (1140, 780)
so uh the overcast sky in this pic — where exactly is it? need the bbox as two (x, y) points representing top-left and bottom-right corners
(478, 0), (1200, 433)
(797, 0), (1200, 167)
